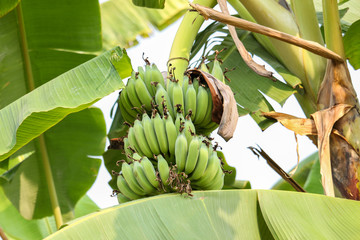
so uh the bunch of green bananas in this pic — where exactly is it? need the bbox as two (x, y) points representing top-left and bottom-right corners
(118, 63), (219, 135)
(114, 62), (227, 203)
(117, 130), (224, 202)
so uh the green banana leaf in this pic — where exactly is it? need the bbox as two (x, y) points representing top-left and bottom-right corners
(45, 190), (360, 239)
(0, 108), (104, 220)
(132, 0), (165, 9)
(313, 0), (360, 25)
(272, 152), (323, 194)
(344, 20), (360, 70)
(0, 0), (19, 17)
(0, 185), (99, 240)
(0, 47), (131, 162)
(101, 0), (188, 49)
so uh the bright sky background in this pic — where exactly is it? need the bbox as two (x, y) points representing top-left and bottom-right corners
(88, 10), (360, 209)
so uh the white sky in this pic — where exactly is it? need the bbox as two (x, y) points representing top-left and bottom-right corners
(89, 13), (360, 209)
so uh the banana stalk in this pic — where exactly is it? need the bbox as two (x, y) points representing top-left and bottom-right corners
(168, 0), (217, 85)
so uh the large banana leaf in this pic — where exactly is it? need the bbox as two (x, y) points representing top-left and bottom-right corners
(0, 185), (99, 240)
(1, 108), (104, 220)
(0, 47), (131, 161)
(101, 0), (188, 49)
(0, 0), (19, 17)
(45, 190), (360, 239)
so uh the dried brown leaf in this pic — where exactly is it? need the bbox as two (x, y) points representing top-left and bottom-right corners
(187, 69), (238, 141)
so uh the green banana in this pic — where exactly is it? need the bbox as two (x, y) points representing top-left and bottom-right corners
(172, 81), (184, 114)
(182, 75), (189, 94)
(126, 77), (143, 113)
(120, 88), (138, 118)
(200, 62), (210, 73)
(127, 127), (145, 156)
(166, 78), (175, 99)
(154, 83), (174, 119)
(144, 64), (155, 96)
(117, 175), (142, 200)
(175, 131), (188, 172)
(151, 64), (165, 90)
(199, 87), (213, 125)
(118, 97), (135, 123)
(137, 66), (145, 80)
(133, 161), (157, 194)
(117, 192), (131, 204)
(153, 112), (169, 155)
(202, 166), (224, 190)
(133, 119), (153, 158)
(140, 157), (159, 188)
(185, 137), (201, 174)
(142, 113), (161, 156)
(157, 155), (170, 187)
(184, 83), (197, 121)
(134, 75), (153, 111)
(183, 114), (196, 145)
(193, 151), (220, 187)
(190, 142), (209, 180)
(211, 57), (224, 83)
(121, 162), (146, 196)
(123, 138), (134, 162)
(194, 85), (209, 124)
(192, 77), (199, 93)
(164, 113), (177, 157)
(175, 111), (185, 133)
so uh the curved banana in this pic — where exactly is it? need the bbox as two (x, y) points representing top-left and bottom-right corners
(175, 111), (185, 133)
(121, 162), (146, 196)
(120, 88), (138, 118)
(200, 62), (209, 73)
(211, 57), (224, 83)
(140, 157), (159, 188)
(172, 81), (184, 114)
(153, 112), (169, 155)
(127, 127), (145, 156)
(193, 151), (220, 187)
(157, 155), (170, 187)
(133, 161), (157, 194)
(117, 175), (142, 200)
(117, 192), (131, 204)
(184, 114), (196, 145)
(175, 131), (188, 172)
(202, 166), (224, 190)
(198, 87), (213, 126)
(144, 64), (155, 96)
(182, 75), (189, 94)
(142, 113), (161, 156)
(151, 64), (165, 90)
(118, 97), (135, 123)
(126, 77), (143, 113)
(138, 66), (145, 80)
(123, 138), (134, 162)
(134, 75), (153, 111)
(192, 77), (199, 93)
(133, 120), (153, 158)
(154, 83), (174, 119)
(164, 113), (177, 157)
(184, 83), (197, 121)
(185, 137), (201, 174)
(190, 142), (209, 180)
(194, 85), (209, 124)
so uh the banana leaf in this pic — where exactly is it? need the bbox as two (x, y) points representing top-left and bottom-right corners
(101, 0), (188, 49)
(132, 0), (165, 9)
(0, 186), (99, 240)
(0, 108), (104, 220)
(0, 0), (19, 17)
(45, 190), (360, 239)
(344, 20), (360, 69)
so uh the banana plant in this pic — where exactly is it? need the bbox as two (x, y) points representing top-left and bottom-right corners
(167, 0), (360, 200)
